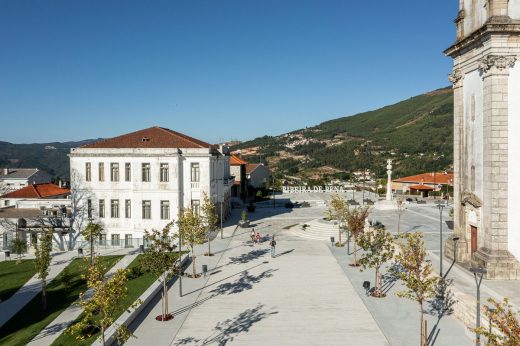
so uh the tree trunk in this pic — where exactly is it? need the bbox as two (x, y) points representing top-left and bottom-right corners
(207, 234), (211, 255)
(191, 248), (197, 276)
(420, 302), (424, 346)
(374, 267), (379, 296)
(353, 236), (358, 265)
(42, 280), (47, 310)
(163, 278), (168, 316)
(398, 214), (401, 235)
(338, 225), (342, 245)
(102, 327), (106, 346)
(90, 237), (94, 266)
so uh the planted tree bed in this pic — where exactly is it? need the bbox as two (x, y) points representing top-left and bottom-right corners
(0, 255), (122, 346)
(0, 259), (37, 302)
(52, 253), (181, 345)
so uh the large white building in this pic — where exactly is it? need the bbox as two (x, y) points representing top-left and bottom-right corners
(445, 0), (520, 279)
(69, 127), (233, 246)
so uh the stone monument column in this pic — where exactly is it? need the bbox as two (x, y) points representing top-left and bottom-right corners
(386, 159), (392, 201)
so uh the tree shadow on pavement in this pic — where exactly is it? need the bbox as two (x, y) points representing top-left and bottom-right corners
(425, 278), (457, 346)
(173, 303), (278, 346)
(227, 249), (270, 265)
(209, 269), (278, 296)
(380, 262), (405, 295)
(274, 249), (294, 258)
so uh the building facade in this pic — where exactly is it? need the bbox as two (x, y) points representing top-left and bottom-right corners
(69, 127), (232, 246)
(445, 0), (520, 279)
(0, 168), (51, 192)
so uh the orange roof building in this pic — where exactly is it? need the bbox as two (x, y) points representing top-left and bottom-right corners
(392, 172), (453, 194)
(1, 183), (70, 199)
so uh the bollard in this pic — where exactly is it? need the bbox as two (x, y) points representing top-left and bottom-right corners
(78, 248), (83, 257)
(330, 237), (335, 246)
(202, 265), (208, 277)
(139, 245), (144, 253)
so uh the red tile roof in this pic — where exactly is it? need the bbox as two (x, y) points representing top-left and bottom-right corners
(230, 155), (247, 165)
(81, 127), (212, 149)
(393, 172), (453, 185)
(1, 183), (70, 199)
(408, 184), (434, 191)
(246, 163), (262, 174)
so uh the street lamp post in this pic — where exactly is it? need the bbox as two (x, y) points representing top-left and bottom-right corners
(437, 204), (445, 277)
(452, 236), (460, 263)
(470, 267), (487, 346)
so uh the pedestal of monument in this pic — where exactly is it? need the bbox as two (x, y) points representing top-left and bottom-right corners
(374, 200), (397, 211)
(472, 248), (520, 280)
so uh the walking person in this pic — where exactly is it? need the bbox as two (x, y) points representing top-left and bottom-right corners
(255, 232), (260, 244)
(250, 229), (256, 245)
(270, 236), (276, 258)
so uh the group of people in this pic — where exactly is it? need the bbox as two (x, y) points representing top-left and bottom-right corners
(250, 229), (277, 258)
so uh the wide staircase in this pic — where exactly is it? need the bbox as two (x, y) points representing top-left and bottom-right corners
(289, 218), (344, 241)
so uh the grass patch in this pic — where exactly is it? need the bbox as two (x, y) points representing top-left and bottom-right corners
(0, 255), (122, 346)
(0, 259), (37, 302)
(52, 253), (181, 345)
(282, 224), (298, 230)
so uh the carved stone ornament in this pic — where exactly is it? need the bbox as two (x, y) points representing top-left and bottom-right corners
(479, 55), (516, 74)
(448, 69), (464, 86)
(461, 191), (482, 208)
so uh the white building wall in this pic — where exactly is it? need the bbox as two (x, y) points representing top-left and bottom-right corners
(508, 64), (520, 259)
(463, 70), (484, 201)
(70, 147), (228, 241)
(463, 0), (488, 35)
(509, 0), (520, 19)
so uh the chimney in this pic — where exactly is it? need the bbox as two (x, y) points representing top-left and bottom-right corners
(58, 180), (62, 188)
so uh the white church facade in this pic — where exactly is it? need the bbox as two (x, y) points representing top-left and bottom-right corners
(445, 0), (520, 279)
(69, 126), (233, 246)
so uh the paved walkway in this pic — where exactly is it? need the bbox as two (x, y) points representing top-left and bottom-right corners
(127, 209), (388, 346)
(27, 249), (140, 346)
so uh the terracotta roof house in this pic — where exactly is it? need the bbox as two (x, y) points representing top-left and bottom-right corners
(1, 183), (70, 208)
(392, 172), (454, 196)
(230, 155), (248, 200)
(246, 163), (270, 189)
(69, 126), (233, 245)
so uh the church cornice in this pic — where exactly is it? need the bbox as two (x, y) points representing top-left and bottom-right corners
(445, 21), (520, 57)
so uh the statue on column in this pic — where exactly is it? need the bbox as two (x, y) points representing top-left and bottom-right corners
(386, 159), (393, 201)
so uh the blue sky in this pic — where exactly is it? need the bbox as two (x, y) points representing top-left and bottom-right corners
(0, 1), (458, 144)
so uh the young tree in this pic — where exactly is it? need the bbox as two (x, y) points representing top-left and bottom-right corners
(68, 257), (137, 345)
(357, 227), (395, 297)
(81, 222), (103, 266)
(178, 207), (206, 277)
(394, 232), (439, 346)
(472, 297), (520, 345)
(10, 237), (27, 264)
(345, 206), (370, 266)
(201, 193), (218, 256)
(141, 222), (178, 321)
(34, 228), (53, 310)
(326, 194), (348, 245)
(395, 197), (406, 235)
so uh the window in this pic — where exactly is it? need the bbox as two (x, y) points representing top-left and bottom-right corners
(160, 200), (170, 220)
(160, 163), (169, 182)
(99, 163), (105, 182)
(191, 199), (200, 216)
(111, 199), (119, 218)
(99, 234), (107, 246)
(99, 199), (105, 218)
(142, 163), (151, 182)
(142, 200), (151, 219)
(125, 163), (131, 181)
(110, 163), (119, 182)
(87, 199), (92, 218)
(191, 163), (200, 182)
(111, 234), (120, 246)
(4, 200), (10, 207)
(125, 199), (131, 218)
(85, 162), (91, 181)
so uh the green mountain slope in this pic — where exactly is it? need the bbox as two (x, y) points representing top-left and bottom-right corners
(0, 140), (99, 179)
(233, 87), (453, 179)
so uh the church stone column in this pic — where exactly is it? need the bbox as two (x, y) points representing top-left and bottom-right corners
(446, 68), (469, 262)
(474, 55), (519, 279)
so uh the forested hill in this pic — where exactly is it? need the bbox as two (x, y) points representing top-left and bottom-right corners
(232, 87), (454, 180)
(0, 139), (99, 179)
